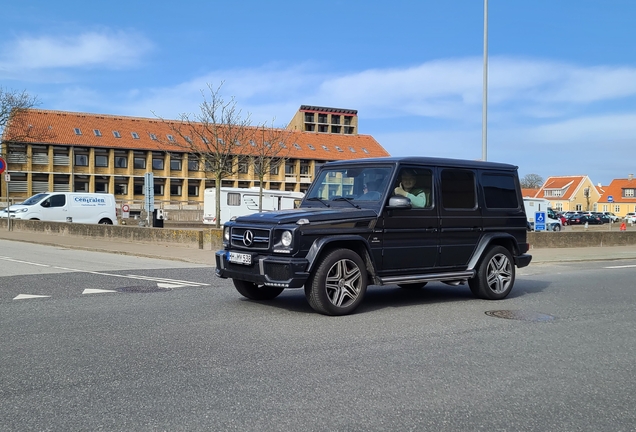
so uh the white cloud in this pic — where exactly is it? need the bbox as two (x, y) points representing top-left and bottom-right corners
(0, 30), (152, 71)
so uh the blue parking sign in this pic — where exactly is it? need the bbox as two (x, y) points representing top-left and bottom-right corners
(535, 211), (546, 231)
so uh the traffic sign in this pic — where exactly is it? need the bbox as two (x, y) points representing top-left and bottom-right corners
(122, 204), (130, 212)
(535, 211), (546, 231)
(0, 156), (6, 174)
(608, 196), (613, 203)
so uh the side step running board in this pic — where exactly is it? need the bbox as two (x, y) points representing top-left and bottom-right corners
(378, 270), (475, 286)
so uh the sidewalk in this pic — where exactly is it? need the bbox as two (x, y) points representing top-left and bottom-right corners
(1, 229), (635, 266)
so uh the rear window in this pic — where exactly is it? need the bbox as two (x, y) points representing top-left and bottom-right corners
(482, 173), (519, 209)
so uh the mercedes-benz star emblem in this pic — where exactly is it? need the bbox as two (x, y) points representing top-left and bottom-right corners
(243, 230), (254, 246)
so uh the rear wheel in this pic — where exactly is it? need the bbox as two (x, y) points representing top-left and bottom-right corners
(98, 218), (113, 225)
(233, 279), (284, 300)
(468, 246), (515, 300)
(305, 248), (367, 316)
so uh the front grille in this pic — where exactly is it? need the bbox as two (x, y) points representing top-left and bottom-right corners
(230, 227), (271, 250)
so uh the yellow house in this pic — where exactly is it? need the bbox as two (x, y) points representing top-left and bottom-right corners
(533, 175), (601, 212)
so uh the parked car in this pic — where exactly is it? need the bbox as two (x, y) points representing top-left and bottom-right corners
(568, 214), (603, 225)
(602, 212), (620, 223)
(594, 213), (610, 224)
(625, 213), (636, 224)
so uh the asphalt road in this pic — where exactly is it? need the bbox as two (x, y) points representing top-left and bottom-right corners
(2, 241), (636, 431)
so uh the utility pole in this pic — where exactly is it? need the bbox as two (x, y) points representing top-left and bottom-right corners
(482, 0), (489, 161)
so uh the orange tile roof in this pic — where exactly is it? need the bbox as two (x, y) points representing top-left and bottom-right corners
(521, 188), (539, 198)
(536, 176), (585, 201)
(4, 109), (389, 160)
(598, 178), (636, 204)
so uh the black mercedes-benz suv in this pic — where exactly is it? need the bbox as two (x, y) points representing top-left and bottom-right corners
(216, 157), (532, 315)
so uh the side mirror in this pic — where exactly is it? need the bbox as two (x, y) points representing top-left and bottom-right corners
(387, 196), (412, 209)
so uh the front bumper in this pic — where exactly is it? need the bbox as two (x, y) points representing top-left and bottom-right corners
(215, 250), (310, 288)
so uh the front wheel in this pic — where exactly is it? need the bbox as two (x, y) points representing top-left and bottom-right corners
(468, 246), (515, 300)
(305, 249), (368, 316)
(233, 279), (284, 300)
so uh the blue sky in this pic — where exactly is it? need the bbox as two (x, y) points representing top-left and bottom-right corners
(2, 0), (636, 185)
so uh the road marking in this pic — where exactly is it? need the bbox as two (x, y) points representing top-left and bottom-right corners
(0, 256), (209, 287)
(604, 264), (636, 269)
(14, 294), (51, 300)
(83, 288), (118, 294)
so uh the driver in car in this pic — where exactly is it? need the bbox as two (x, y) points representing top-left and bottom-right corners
(394, 169), (427, 208)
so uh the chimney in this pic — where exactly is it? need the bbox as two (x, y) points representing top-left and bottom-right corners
(629, 174), (634, 181)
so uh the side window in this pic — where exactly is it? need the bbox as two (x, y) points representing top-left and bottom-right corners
(482, 173), (519, 209)
(42, 195), (66, 207)
(395, 167), (433, 209)
(440, 169), (476, 209)
(227, 193), (241, 206)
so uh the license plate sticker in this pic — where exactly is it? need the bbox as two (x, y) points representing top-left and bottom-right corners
(228, 252), (252, 265)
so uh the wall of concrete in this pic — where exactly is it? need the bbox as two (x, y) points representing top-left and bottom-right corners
(1, 218), (635, 251)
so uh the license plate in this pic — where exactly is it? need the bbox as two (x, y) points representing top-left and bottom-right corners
(228, 252), (252, 265)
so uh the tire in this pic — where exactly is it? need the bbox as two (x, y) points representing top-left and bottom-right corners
(233, 279), (284, 300)
(305, 249), (368, 316)
(99, 218), (113, 225)
(468, 246), (515, 300)
(397, 282), (428, 289)
(552, 224), (561, 232)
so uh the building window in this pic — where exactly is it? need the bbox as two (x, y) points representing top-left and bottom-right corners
(74, 128), (82, 135)
(75, 154), (89, 166)
(188, 157), (199, 171)
(167, 134), (175, 142)
(615, 205), (621, 213)
(575, 204), (582, 211)
(318, 125), (328, 133)
(318, 114), (328, 123)
(623, 189), (635, 197)
(170, 155), (182, 170)
(300, 162), (310, 175)
(152, 155), (164, 170)
(307, 144), (315, 150)
(305, 124), (315, 132)
(154, 183), (164, 196)
(293, 143), (301, 150)
(238, 160), (249, 174)
(113, 131), (121, 138)
(331, 115), (340, 125)
(344, 116), (353, 125)
(149, 133), (157, 140)
(188, 184), (199, 197)
(95, 178), (108, 193)
(344, 126), (354, 134)
(131, 132), (140, 139)
(94, 129), (102, 137)
(349, 147), (356, 153)
(134, 156), (146, 169)
(321, 145), (329, 151)
(270, 165), (279, 175)
(331, 126), (341, 133)
(95, 155), (108, 167)
(304, 113), (315, 122)
(361, 147), (369, 154)
(285, 162), (295, 175)
(170, 183), (182, 196)
(133, 182), (144, 195)
(115, 155), (128, 168)
(115, 182), (128, 195)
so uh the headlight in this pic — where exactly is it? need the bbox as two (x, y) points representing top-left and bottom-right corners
(18, 208), (28, 213)
(281, 230), (293, 247)
(223, 226), (230, 242)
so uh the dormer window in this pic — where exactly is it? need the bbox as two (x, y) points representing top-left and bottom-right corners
(149, 133), (157, 140)
(74, 128), (82, 135)
(293, 143), (301, 150)
(131, 132), (140, 139)
(167, 134), (175, 142)
(308, 144), (315, 150)
(93, 129), (102, 137)
(113, 131), (121, 138)
(335, 146), (343, 152)
(321, 145), (329, 151)
(349, 147), (356, 153)
(361, 148), (369, 154)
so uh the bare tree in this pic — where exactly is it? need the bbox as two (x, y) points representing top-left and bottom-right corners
(159, 83), (252, 228)
(520, 173), (544, 189)
(250, 120), (293, 211)
(0, 87), (39, 136)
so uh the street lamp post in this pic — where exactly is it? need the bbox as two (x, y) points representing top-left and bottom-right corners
(482, 0), (488, 161)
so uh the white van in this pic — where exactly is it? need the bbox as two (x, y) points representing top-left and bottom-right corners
(0, 192), (118, 225)
(203, 187), (304, 225)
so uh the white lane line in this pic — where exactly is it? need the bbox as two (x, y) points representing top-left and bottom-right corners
(0, 256), (51, 267)
(1, 256), (209, 287)
(14, 294), (51, 300)
(83, 288), (118, 294)
(604, 264), (636, 269)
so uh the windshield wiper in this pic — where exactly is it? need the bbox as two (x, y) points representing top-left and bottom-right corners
(332, 197), (361, 209)
(306, 197), (330, 207)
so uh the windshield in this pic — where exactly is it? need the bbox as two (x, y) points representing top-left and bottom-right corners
(304, 165), (394, 206)
(21, 193), (50, 206)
